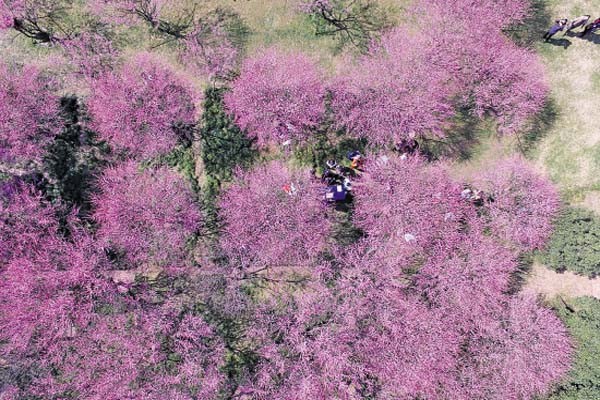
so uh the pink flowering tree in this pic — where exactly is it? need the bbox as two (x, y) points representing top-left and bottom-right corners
(351, 154), (474, 266)
(178, 8), (245, 79)
(0, 62), (60, 172)
(453, 294), (572, 400)
(218, 161), (331, 278)
(412, 0), (548, 136)
(48, 305), (226, 400)
(416, 234), (517, 319)
(3, 283), (226, 399)
(467, 37), (548, 135)
(0, 230), (112, 365)
(0, 185), (114, 385)
(330, 0), (547, 146)
(415, 0), (531, 30)
(245, 224), (570, 400)
(92, 161), (201, 273)
(244, 263), (453, 399)
(0, 0), (115, 47)
(1, 187), (224, 399)
(240, 152), (571, 399)
(337, 269), (460, 399)
(329, 29), (456, 146)
(0, 2), (119, 77)
(88, 53), (198, 159)
(472, 156), (560, 251)
(61, 32), (119, 79)
(224, 49), (327, 149)
(0, 0), (68, 43)
(0, 183), (59, 262)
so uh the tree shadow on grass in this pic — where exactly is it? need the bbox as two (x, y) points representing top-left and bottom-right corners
(504, 0), (553, 47)
(518, 98), (559, 155)
(505, 252), (535, 295)
(420, 107), (485, 162)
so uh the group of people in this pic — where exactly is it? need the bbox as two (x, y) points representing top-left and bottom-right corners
(297, 137), (495, 209)
(544, 15), (600, 41)
(320, 152), (363, 203)
(319, 138), (422, 204)
(460, 185), (494, 207)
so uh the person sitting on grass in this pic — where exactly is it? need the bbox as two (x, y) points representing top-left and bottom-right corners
(543, 18), (568, 41)
(321, 160), (344, 185)
(347, 150), (364, 171)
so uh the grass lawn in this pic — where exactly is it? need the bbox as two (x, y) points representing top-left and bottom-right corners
(532, 0), (600, 206)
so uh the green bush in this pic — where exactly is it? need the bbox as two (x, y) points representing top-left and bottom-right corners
(542, 207), (600, 278)
(200, 87), (256, 191)
(199, 87), (257, 235)
(144, 145), (198, 193)
(546, 296), (600, 400)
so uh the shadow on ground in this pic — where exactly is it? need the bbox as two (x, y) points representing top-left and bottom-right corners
(519, 98), (560, 155)
(546, 37), (572, 48)
(504, 0), (553, 47)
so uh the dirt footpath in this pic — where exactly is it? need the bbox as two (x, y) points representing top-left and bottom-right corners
(525, 261), (600, 299)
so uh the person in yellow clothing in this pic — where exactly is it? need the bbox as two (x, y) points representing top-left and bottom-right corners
(347, 151), (364, 171)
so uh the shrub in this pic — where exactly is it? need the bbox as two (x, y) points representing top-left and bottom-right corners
(542, 207), (600, 278)
(547, 296), (600, 400)
(200, 87), (256, 189)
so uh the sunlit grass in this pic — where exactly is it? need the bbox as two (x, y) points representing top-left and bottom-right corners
(530, 0), (600, 206)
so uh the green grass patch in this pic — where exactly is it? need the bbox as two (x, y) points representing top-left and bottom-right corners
(591, 71), (600, 91)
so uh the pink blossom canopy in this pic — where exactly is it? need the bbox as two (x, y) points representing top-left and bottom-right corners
(473, 156), (560, 250)
(225, 48), (327, 148)
(88, 53), (197, 159)
(93, 161), (201, 273)
(0, 63), (60, 165)
(219, 160), (331, 276)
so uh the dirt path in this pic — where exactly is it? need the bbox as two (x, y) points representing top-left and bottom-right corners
(525, 261), (600, 299)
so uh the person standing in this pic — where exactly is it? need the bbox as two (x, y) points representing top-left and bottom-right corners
(565, 15), (590, 33)
(543, 18), (568, 41)
(579, 17), (600, 37)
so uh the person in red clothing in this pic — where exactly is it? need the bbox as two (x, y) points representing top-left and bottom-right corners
(579, 17), (600, 37)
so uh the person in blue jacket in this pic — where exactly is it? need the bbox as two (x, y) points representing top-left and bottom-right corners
(543, 18), (568, 41)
